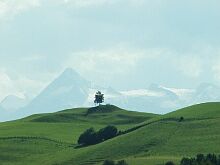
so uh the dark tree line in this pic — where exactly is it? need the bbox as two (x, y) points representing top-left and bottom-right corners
(103, 160), (128, 165)
(78, 125), (118, 146)
(180, 153), (220, 165)
(165, 153), (220, 165)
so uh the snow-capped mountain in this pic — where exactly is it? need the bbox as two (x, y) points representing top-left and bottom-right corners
(85, 84), (193, 114)
(18, 70), (220, 116)
(21, 68), (91, 116)
(1, 68), (220, 122)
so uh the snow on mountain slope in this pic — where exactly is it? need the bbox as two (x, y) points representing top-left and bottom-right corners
(2, 68), (220, 121)
(120, 89), (163, 97)
(159, 86), (195, 98)
(84, 84), (185, 114)
(19, 70), (220, 117)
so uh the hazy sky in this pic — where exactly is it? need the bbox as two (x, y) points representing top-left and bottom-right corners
(0, 0), (220, 100)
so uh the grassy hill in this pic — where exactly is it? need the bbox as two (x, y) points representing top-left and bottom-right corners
(164, 102), (220, 119)
(0, 105), (156, 144)
(1, 103), (220, 165)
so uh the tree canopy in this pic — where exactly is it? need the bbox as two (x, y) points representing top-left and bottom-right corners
(94, 91), (104, 105)
(78, 125), (118, 146)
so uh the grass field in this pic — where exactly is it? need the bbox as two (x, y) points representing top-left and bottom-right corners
(1, 103), (220, 165)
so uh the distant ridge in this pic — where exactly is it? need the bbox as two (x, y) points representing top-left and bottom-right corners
(21, 68), (91, 115)
(3, 68), (220, 121)
(1, 95), (28, 111)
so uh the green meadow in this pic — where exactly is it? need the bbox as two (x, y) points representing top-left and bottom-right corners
(1, 103), (220, 165)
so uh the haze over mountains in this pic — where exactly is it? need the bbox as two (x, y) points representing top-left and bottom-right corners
(1, 95), (28, 111)
(0, 68), (220, 121)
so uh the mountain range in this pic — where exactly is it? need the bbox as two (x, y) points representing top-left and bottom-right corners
(0, 68), (220, 121)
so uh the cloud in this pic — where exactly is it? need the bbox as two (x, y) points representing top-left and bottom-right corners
(0, 70), (21, 100)
(211, 52), (220, 82)
(62, 0), (113, 7)
(65, 47), (162, 76)
(0, 0), (40, 21)
(63, 46), (170, 88)
(0, 0), (219, 93)
(21, 55), (45, 62)
(15, 77), (47, 98)
(0, 69), (48, 101)
(61, 0), (149, 8)
(212, 65), (220, 81)
(175, 56), (203, 78)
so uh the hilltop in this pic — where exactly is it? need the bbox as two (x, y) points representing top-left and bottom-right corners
(0, 103), (220, 165)
(0, 105), (157, 144)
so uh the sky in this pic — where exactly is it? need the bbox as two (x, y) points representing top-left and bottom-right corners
(0, 0), (220, 100)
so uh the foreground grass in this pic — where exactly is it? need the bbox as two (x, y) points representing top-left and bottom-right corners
(1, 103), (220, 165)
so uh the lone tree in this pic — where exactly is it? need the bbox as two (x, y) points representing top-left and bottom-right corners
(94, 91), (104, 106)
(179, 116), (184, 122)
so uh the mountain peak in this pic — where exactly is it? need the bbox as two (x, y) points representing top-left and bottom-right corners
(54, 68), (90, 87)
(63, 67), (76, 74)
(22, 68), (91, 114)
(61, 68), (80, 78)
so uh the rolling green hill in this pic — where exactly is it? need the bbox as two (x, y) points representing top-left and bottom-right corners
(1, 103), (220, 165)
(164, 102), (220, 119)
(0, 105), (156, 144)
